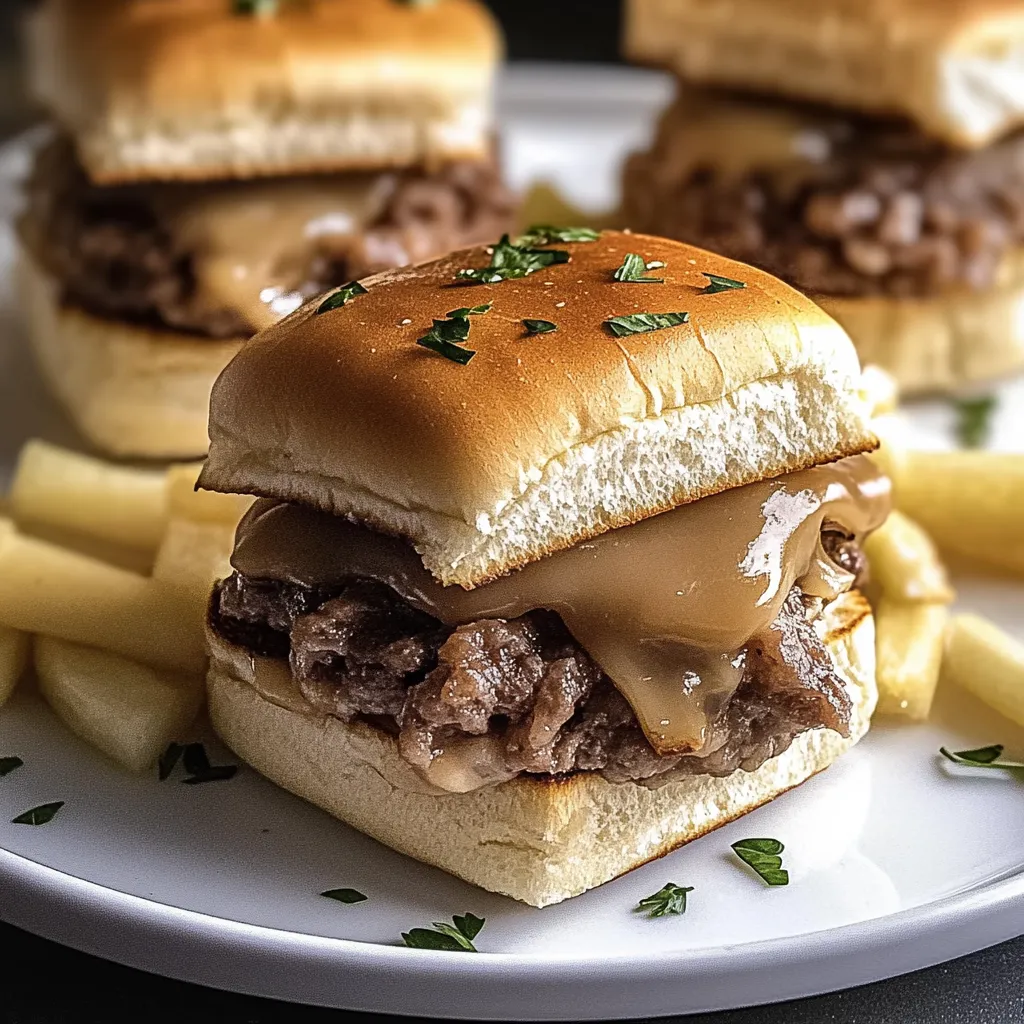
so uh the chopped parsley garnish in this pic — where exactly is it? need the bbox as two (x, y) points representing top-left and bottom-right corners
(605, 312), (689, 337)
(515, 225), (601, 247)
(322, 888), (369, 905)
(940, 744), (1024, 770)
(182, 765), (238, 785)
(183, 743), (212, 775)
(402, 913), (485, 951)
(233, 0), (278, 15)
(731, 838), (789, 886)
(158, 742), (184, 781)
(635, 883), (694, 918)
(417, 317), (473, 364)
(523, 319), (558, 335)
(12, 801), (64, 826)
(416, 308), (487, 365)
(700, 272), (746, 294)
(447, 303), (492, 318)
(954, 396), (997, 449)
(457, 235), (570, 284)
(613, 252), (664, 283)
(316, 281), (368, 315)
(0, 756), (23, 778)
(159, 742), (238, 785)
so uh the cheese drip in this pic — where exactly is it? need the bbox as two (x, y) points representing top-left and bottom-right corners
(231, 456), (890, 756)
(147, 173), (399, 333)
(649, 91), (842, 180)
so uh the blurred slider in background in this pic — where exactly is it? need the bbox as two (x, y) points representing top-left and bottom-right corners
(15, 0), (516, 459)
(623, 0), (1024, 395)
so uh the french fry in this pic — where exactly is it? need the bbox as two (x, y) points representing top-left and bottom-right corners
(863, 511), (954, 604)
(942, 614), (1024, 728)
(153, 518), (235, 623)
(516, 181), (614, 234)
(35, 636), (203, 773)
(874, 599), (949, 720)
(895, 451), (1024, 576)
(860, 365), (899, 417)
(0, 518), (205, 674)
(867, 413), (910, 485)
(0, 626), (29, 707)
(165, 462), (253, 527)
(11, 440), (168, 552)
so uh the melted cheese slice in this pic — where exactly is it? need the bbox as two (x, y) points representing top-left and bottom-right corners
(231, 455), (890, 757)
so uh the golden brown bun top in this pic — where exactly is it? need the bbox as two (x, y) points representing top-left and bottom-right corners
(626, 0), (1024, 146)
(628, 0), (1024, 54)
(31, 0), (501, 143)
(200, 229), (873, 586)
(36, 0), (500, 69)
(683, 0), (1024, 31)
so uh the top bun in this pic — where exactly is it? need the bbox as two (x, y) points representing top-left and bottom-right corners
(199, 230), (877, 588)
(626, 0), (1024, 149)
(28, 0), (502, 184)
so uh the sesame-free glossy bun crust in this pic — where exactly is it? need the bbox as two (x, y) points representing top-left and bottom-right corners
(29, 0), (501, 181)
(200, 231), (876, 586)
(626, 0), (1024, 148)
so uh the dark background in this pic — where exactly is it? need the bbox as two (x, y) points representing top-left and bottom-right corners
(0, 1), (1020, 1022)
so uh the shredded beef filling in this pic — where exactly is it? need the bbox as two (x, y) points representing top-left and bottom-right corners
(623, 99), (1024, 298)
(20, 135), (516, 337)
(210, 563), (859, 785)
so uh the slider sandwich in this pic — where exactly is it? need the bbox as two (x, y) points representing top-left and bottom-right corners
(18, 0), (513, 458)
(200, 229), (891, 907)
(624, 0), (1024, 394)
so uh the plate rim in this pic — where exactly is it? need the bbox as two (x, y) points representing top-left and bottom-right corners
(3, 845), (1022, 1019)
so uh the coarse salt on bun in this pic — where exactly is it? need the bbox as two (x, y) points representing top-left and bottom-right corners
(199, 230), (877, 588)
(625, 0), (1024, 149)
(27, 0), (502, 184)
(206, 589), (877, 908)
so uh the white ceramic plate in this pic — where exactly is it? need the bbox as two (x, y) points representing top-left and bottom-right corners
(0, 66), (1022, 1021)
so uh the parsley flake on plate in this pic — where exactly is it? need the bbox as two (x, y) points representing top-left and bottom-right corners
(12, 801), (64, 826)
(322, 888), (369, 905)
(940, 744), (1024, 770)
(732, 838), (789, 886)
(402, 913), (485, 951)
(635, 883), (694, 918)
(953, 395), (997, 449)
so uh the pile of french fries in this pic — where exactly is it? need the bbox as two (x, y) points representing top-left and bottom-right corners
(1, 367), (1022, 778)
(865, 372), (1024, 729)
(0, 440), (251, 772)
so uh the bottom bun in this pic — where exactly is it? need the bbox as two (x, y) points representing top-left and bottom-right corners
(816, 261), (1024, 395)
(207, 590), (877, 908)
(20, 253), (245, 459)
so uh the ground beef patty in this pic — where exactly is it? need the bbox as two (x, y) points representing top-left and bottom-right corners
(623, 97), (1024, 299)
(20, 135), (516, 338)
(211, 568), (856, 786)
